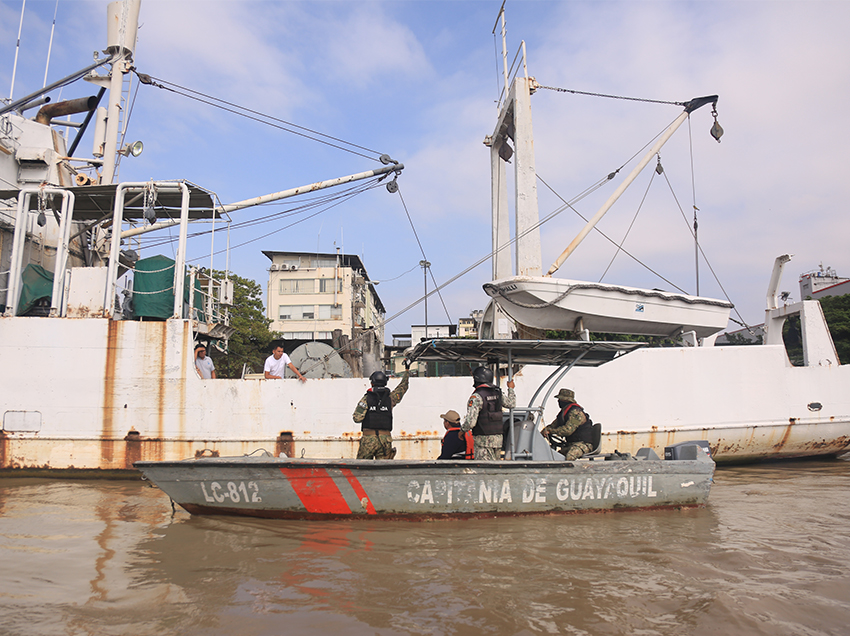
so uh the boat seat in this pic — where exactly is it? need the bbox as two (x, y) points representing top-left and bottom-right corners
(581, 423), (603, 458)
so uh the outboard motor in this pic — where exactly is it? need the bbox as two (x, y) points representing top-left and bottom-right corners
(664, 440), (711, 460)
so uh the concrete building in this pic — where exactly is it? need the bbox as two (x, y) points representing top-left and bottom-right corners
(264, 250), (385, 376)
(458, 310), (483, 338)
(411, 324), (456, 342)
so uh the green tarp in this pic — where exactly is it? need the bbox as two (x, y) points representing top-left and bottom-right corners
(17, 263), (54, 316)
(133, 255), (204, 320)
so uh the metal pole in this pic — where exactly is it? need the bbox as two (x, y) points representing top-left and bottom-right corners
(420, 260), (430, 338)
(120, 163), (405, 240)
(0, 56), (112, 117)
(546, 110), (690, 276)
(546, 95), (717, 276)
(507, 348), (514, 460)
(9, 0), (26, 101)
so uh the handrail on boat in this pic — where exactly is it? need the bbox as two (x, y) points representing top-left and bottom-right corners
(407, 338), (644, 461)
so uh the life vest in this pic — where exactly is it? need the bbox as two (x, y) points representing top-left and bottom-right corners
(363, 387), (393, 431)
(556, 402), (593, 445)
(471, 384), (503, 437)
(444, 427), (474, 459)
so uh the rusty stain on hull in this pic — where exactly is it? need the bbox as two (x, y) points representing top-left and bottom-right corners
(103, 320), (120, 441)
(157, 322), (167, 439)
(607, 422), (850, 464)
(124, 429), (142, 470)
(179, 321), (191, 440)
(773, 417), (796, 452)
(276, 432), (294, 457)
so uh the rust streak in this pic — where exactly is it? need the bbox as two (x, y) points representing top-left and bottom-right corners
(178, 321), (191, 440)
(0, 431), (7, 469)
(774, 418), (796, 451)
(124, 429), (142, 470)
(157, 322), (167, 438)
(103, 321), (120, 441)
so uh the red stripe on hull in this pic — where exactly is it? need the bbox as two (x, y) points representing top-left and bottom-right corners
(279, 466), (351, 514)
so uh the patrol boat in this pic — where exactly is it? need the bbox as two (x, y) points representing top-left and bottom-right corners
(135, 340), (715, 519)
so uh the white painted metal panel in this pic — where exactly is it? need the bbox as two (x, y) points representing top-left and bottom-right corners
(3, 410), (42, 432)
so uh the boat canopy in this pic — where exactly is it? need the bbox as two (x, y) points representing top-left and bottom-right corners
(407, 338), (644, 367)
(0, 182), (219, 221)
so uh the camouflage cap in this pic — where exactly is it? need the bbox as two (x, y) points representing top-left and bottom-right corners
(555, 388), (575, 402)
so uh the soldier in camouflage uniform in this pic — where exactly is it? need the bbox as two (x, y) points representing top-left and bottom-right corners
(353, 368), (410, 459)
(461, 366), (516, 460)
(541, 388), (594, 460)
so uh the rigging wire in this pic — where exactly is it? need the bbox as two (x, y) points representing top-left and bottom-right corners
(375, 262), (420, 283)
(659, 167), (749, 328)
(42, 0), (59, 89)
(133, 180), (379, 245)
(539, 85), (743, 322)
(136, 72), (383, 162)
(537, 84), (686, 107)
(597, 167), (657, 283)
(138, 179), (385, 260)
(378, 136), (697, 333)
(536, 174), (689, 294)
(395, 185), (452, 324)
(113, 74), (142, 179)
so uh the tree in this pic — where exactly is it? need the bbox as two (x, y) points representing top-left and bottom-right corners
(815, 294), (850, 364)
(206, 271), (276, 378)
(784, 294), (850, 365)
(723, 331), (763, 345)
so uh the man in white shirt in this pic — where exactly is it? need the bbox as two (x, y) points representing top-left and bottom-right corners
(264, 345), (307, 382)
(195, 345), (216, 379)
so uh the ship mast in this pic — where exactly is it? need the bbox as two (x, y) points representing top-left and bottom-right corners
(485, 4), (542, 281)
(99, 0), (141, 184)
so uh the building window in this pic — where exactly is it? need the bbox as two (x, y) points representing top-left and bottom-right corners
(315, 331), (333, 340)
(317, 304), (343, 320)
(279, 279), (314, 294)
(279, 305), (315, 320)
(318, 278), (343, 293)
(282, 331), (313, 340)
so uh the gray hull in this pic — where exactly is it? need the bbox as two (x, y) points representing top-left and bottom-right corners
(135, 454), (715, 520)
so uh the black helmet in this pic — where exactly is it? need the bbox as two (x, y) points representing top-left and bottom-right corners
(472, 366), (493, 386)
(369, 370), (388, 387)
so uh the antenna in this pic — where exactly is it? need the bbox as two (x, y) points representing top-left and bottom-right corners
(9, 0), (26, 101)
(496, 2), (509, 99)
(317, 221), (323, 255)
(43, 0), (60, 88)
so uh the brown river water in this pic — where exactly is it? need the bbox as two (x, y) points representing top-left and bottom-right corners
(1, 458), (849, 636)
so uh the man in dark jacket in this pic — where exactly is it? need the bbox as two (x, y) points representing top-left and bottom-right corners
(438, 409), (473, 459)
(353, 368), (409, 459)
(460, 366), (515, 460)
(541, 388), (593, 460)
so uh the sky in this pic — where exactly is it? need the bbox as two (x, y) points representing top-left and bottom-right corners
(2, 0), (849, 341)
